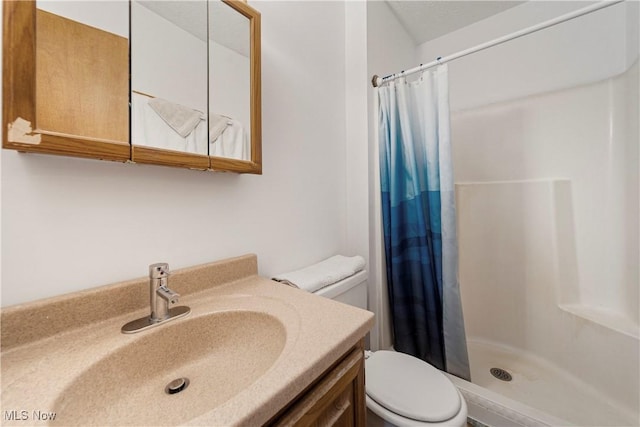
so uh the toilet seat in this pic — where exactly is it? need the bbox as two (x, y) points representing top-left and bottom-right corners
(366, 390), (468, 427)
(365, 351), (462, 423)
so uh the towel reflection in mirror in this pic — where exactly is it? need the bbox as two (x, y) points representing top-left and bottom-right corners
(131, 93), (207, 155)
(131, 93), (249, 160)
(209, 113), (249, 160)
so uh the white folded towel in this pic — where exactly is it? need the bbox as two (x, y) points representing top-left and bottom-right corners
(209, 113), (231, 142)
(273, 255), (365, 293)
(148, 98), (204, 138)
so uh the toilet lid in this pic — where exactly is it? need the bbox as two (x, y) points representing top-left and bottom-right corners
(365, 351), (461, 423)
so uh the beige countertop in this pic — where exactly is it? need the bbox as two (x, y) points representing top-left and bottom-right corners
(1, 254), (374, 426)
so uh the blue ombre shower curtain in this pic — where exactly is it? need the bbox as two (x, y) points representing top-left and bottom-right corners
(377, 65), (470, 380)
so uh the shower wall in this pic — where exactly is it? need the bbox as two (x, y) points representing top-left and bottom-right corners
(417, 0), (639, 419)
(453, 68), (639, 418)
(418, 1), (638, 325)
(454, 63), (639, 334)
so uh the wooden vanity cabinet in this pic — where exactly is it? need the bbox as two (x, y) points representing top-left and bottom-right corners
(269, 340), (366, 427)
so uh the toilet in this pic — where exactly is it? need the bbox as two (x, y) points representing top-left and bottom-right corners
(313, 269), (468, 427)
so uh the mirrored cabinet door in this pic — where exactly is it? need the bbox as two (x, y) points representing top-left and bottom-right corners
(209, 0), (250, 160)
(209, 0), (261, 174)
(130, 0), (209, 169)
(2, 1), (130, 161)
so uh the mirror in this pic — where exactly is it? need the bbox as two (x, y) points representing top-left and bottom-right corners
(131, 1), (209, 169)
(3, 0), (261, 174)
(130, 0), (261, 172)
(209, 0), (261, 174)
(208, 1), (250, 160)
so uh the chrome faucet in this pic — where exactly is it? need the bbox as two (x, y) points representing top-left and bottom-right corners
(122, 263), (191, 334)
(149, 263), (179, 322)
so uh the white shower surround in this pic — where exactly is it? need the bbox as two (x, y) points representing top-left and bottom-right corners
(454, 59), (639, 333)
(449, 22), (639, 427)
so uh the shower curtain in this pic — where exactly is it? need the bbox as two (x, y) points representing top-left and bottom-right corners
(377, 65), (470, 380)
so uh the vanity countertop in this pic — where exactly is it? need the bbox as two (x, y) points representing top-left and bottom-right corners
(0, 254), (374, 426)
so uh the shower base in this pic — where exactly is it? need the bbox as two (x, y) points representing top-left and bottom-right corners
(445, 340), (637, 426)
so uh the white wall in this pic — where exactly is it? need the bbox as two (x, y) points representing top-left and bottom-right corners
(622, 2), (640, 326)
(418, 1), (628, 112)
(366, 1), (417, 81)
(626, 0), (640, 68)
(366, 1), (417, 351)
(1, 1), (353, 307)
(345, 2), (369, 272)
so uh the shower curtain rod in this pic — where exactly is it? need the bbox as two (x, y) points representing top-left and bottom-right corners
(371, 0), (624, 87)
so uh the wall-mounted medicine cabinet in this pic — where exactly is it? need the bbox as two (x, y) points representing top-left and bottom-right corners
(2, 0), (261, 174)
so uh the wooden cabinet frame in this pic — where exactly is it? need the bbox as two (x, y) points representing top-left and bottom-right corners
(208, 0), (262, 174)
(2, 1), (130, 162)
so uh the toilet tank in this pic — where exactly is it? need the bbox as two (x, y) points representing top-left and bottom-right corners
(313, 270), (368, 310)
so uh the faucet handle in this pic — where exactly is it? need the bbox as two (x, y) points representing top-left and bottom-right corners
(157, 286), (180, 305)
(149, 262), (170, 279)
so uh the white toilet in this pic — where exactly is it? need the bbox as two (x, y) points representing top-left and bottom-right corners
(313, 270), (468, 427)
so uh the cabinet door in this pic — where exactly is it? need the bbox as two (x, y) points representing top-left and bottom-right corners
(3, 1), (129, 161)
(130, 0), (209, 169)
(271, 342), (366, 427)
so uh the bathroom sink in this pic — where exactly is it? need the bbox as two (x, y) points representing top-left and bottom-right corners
(1, 255), (374, 426)
(52, 310), (286, 426)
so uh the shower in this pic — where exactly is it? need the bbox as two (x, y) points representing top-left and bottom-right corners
(370, 1), (639, 425)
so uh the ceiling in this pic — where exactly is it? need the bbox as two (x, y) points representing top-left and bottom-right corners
(138, 1), (525, 56)
(137, 1), (249, 57)
(385, 1), (526, 45)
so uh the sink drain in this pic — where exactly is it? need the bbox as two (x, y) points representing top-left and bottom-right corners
(490, 368), (512, 382)
(165, 378), (189, 395)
